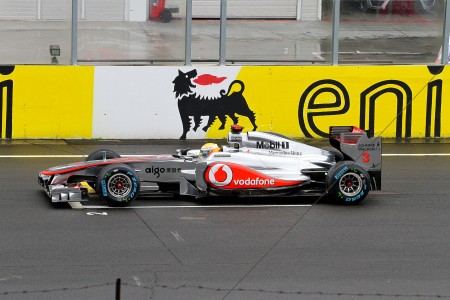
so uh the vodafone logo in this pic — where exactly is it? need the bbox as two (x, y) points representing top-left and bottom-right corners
(207, 164), (233, 186)
(206, 162), (302, 189)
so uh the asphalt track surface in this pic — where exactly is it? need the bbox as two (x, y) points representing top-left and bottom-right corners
(0, 140), (450, 299)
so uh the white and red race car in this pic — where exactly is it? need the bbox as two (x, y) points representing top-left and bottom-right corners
(38, 125), (382, 206)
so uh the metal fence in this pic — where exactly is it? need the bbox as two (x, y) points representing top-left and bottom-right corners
(0, 0), (449, 65)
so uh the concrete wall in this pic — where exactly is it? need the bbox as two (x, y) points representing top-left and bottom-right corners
(0, 65), (447, 139)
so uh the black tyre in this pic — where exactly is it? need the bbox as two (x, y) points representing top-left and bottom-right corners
(86, 149), (121, 189)
(325, 161), (370, 204)
(160, 9), (172, 23)
(321, 147), (344, 162)
(95, 164), (140, 207)
(86, 149), (121, 161)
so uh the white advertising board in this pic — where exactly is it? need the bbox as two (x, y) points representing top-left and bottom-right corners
(93, 66), (242, 139)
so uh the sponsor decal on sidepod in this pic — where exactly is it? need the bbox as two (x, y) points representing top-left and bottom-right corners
(205, 162), (303, 189)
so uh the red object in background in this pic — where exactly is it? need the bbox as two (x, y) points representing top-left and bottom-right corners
(380, 0), (415, 15)
(150, 0), (177, 23)
(150, 0), (166, 19)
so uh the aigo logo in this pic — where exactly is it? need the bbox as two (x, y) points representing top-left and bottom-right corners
(207, 164), (233, 186)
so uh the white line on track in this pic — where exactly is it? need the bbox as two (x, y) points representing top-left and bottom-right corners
(69, 202), (84, 209)
(17, 151), (444, 210)
(2, 154), (450, 158)
(81, 204), (313, 209)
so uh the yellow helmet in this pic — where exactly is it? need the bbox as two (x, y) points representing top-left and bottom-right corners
(199, 143), (220, 158)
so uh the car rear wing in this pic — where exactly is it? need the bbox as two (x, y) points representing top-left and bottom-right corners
(329, 126), (382, 190)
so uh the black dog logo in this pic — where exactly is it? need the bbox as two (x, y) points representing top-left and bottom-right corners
(172, 69), (257, 140)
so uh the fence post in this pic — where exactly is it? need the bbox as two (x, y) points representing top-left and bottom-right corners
(331, 0), (340, 65)
(185, 0), (192, 65)
(115, 278), (121, 300)
(441, 0), (450, 64)
(71, 0), (78, 65)
(219, 0), (227, 65)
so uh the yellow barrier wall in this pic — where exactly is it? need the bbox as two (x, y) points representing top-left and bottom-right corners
(1, 65), (448, 139)
(206, 65), (449, 139)
(1, 66), (94, 139)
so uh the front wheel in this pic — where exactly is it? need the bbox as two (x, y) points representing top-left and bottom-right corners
(86, 149), (121, 189)
(86, 149), (121, 161)
(95, 164), (140, 207)
(325, 161), (370, 204)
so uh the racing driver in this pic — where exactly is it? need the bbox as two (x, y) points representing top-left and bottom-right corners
(199, 143), (221, 158)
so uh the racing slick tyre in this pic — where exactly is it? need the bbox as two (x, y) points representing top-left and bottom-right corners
(86, 149), (121, 189)
(95, 164), (140, 207)
(86, 149), (121, 161)
(325, 161), (370, 204)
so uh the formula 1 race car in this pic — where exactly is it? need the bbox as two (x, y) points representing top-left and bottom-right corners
(38, 125), (382, 206)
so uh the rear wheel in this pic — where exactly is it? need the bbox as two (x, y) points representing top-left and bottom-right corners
(325, 161), (370, 204)
(95, 164), (140, 207)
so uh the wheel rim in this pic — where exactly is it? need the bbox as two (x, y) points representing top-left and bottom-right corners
(338, 172), (363, 197)
(107, 173), (132, 198)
